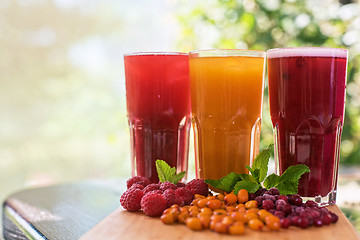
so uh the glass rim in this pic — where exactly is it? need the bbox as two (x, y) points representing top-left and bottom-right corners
(267, 47), (348, 59)
(189, 49), (265, 58)
(124, 52), (188, 57)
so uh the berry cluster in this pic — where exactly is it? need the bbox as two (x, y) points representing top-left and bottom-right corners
(120, 176), (209, 217)
(160, 189), (281, 235)
(253, 187), (338, 228)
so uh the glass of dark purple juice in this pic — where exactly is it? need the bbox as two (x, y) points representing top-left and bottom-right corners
(267, 47), (348, 206)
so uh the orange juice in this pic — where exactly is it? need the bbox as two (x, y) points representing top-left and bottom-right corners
(189, 50), (265, 180)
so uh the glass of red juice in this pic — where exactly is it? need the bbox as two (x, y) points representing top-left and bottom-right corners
(124, 52), (191, 183)
(267, 47), (348, 206)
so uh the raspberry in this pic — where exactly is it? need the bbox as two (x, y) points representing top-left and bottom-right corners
(127, 176), (151, 189)
(159, 181), (178, 191)
(141, 192), (167, 217)
(143, 183), (160, 194)
(185, 179), (209, 196)
(130, 183), (145, 190)
(146, 190), (163, 195)
(162, 189), (179, 208)
(176, 182), (186, 188)
(175, 187), (194, 205)
(120, 188), (144, 212)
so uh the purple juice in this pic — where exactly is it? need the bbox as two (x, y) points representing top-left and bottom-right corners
(267, 47), (348, 205)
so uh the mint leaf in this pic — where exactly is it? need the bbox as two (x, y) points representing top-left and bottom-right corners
(252, 144), (273, 182)
(263, 173), (280, 189)
(233, 180), (261, 195)
(238, 174), (256, 183)
(275, 164), (310, 195)
(205, 172), (242, 192)
(169, 171), (186, 184)
(245, 165), (255, 176)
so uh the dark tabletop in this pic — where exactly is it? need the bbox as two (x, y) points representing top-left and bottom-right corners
(2, 180), (124, 240)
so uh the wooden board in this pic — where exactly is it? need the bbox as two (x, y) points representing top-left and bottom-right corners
(80, 205), (359, 240)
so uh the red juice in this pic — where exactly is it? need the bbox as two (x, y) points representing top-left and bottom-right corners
(124, 53), (191, 183)
(267, 48), (348, 205)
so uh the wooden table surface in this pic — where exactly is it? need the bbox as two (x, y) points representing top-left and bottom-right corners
(2, 180), (360, 240)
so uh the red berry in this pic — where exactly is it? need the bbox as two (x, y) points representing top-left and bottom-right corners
(143, 183), (160, 194)
(280, 218), (291, 228)
(146, 190), (163, 195)
(127, 176), (151, 189)
(185, 179), (209, 196)
(314, 218), (323, 227)
(322, 213), (332, 225)
(330, 212), (338, 223)
(176, 182), (186, 188)
(175, 187), (194, 205)
(120, 188), (144, 212)
(159, 181), (178, 191)
(305, 200), (318, 208)
(262, 200), (275, 210)
(268, 188), (280, 195)
(141, 192), (167, 217)
(297, 217), (309, 229)
(277, 195), (289, 202)
(289, 194), (303, 206)
(130, 184), (145, 190)
(162, 189), (179, 208)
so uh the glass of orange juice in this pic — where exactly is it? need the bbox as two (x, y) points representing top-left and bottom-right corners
(189, 49), (266, 180)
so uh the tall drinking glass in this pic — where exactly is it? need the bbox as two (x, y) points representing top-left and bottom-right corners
(267, 47), (348, 206)
(124, 52), (191, 183)
(189, 49), (266, 180)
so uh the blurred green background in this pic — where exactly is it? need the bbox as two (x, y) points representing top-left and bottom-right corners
(0, 0), (360, 234)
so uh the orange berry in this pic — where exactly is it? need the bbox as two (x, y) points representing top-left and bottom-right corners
(210, 214), (224, 223)
(229, 222), (245, 235)
(199, 207), (212, 216)
(248, 218), (264, 231)
(226, 206), (237, 212)
(207, 199), (222, 210)
(191, 198), (200, 207)
(186, 217), (202, 231)
(213, 222), (228, 234)
(161, 213), (175, 224)
(222, 216), (234, 226)
(230, 211), (246, 222)
(195, 194), (206, 199)
(244, 212), (258, 223)
(265, 215), (281, 231)
(245, 200), (258, 209)
(189, 206), (199, 212)
(199, 215), (211, 229)
(217, 193), (225, 201)
(197, 198), (209, 208)
(246, 208), (259, 215)
(178, 211), (190, 224)
(237, 189), (249, 203)
(224, 193), (238, 205)
(258, 209), (272, 221)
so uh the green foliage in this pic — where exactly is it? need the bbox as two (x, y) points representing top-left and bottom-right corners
(177, 0), (360, 165)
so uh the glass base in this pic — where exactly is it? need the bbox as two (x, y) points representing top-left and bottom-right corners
(301, 190), (337, 207)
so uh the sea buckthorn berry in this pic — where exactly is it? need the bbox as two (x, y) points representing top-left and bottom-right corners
(210, 214), (224, 223)
(199, 215), (211, 229)
(189, 206), (199, 212)
(200, 207), (212, 215)
(236, 203), (245, 209)
(258, 209), (272, 221)
(213, 209), (227, 215)
(217, 193), (225, 201)
(265, 215), (281, 230)
(222, 216), (234, 226)
(191, 198), (200, 207)
(169, 207), (180, 218)
(229, 222), (245, 235)
(225, 193), (238, 205)
(190, 209), (200, 217)
(248, 218), (264, 231)
(208, 199), (222, 210)
(178, 211), (190, 223)
(246, 208), (259, 215)
(244, 212), (258, 223)
(195, 194), (206, 199)
(206, 196), (216, 201)
(226, 206), (237, 212)
(186, 217), (203, 231)
(161, 213), (175, 224)
(197, 198), (209, 208)
(237, 189), (249, 203)
(213, 222), (228, 234)
(245, 200), (258, 209)
(230, 212), (246, 222)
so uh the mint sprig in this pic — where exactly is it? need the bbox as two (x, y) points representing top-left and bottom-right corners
(205, 144), (310, 195)
(155, 160), (185, 184)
